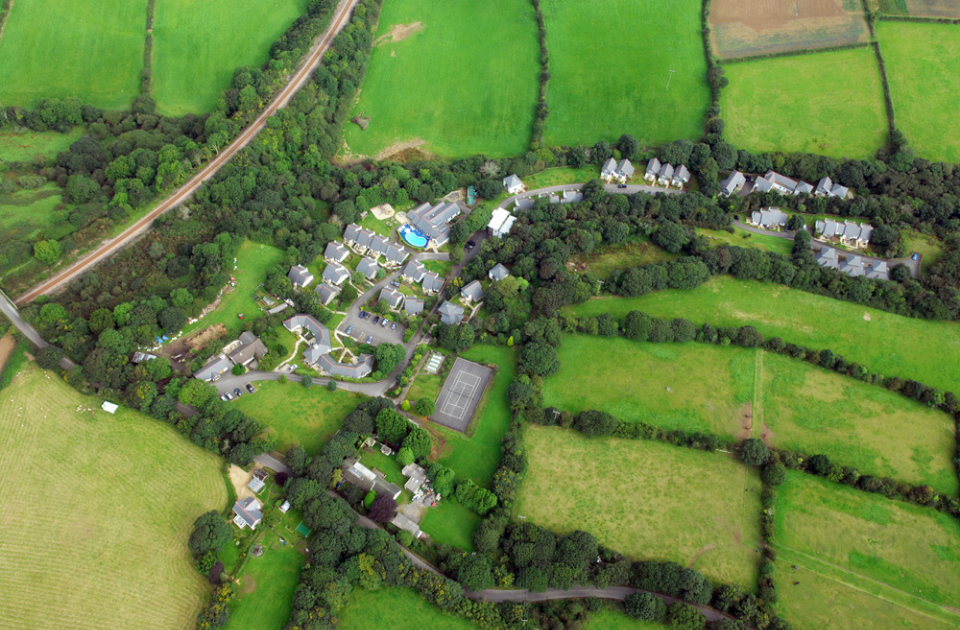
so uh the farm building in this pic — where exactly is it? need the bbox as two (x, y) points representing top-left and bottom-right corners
(232, 497), (263, 529)
(324, 242), (349, 262)
(460, 280), (484, 303)
(408, 201), (462, 246)
(503, 174), (525, 194)
(323, 262), (350, 286)
(720, 171), (746, 196)
(288, 264), (314, 289)
(488, 263), (510, 281)
(488, 207), (517, 238)
(438, 301), (465, 325)
(342, 458), (402, 499)
(748, 208), (789, 230)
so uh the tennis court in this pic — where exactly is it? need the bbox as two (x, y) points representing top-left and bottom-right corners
(432, 358), (493, 432)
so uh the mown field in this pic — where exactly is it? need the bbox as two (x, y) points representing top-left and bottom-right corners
(233, 380), (362, 454)
(226, 529), (304, 630)
(879, 21), (960, 163)
(698, 226), (794, 257)
(875, 0), (960, 17)
(0, 0), (146, 109)
(343, 0), (540, 159)
(541, 0), (709, 147)
(0, 129), (85, 163)
(339, 587), (477, 630)
(0, 361), (226, 629)
(566, 276), (960, 394)
(710, 0), (870, 59)
(517, 426), (763, 589)
(762, 352), (957, 493)
(722, 47), (888, 158)
(588, 610), (670, 630)
(152, 0), (306, 115)
(773, 471), (960, 629)
(544, 335), (755, 439)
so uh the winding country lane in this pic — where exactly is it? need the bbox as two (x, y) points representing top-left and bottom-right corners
(12, 0), (361, 306)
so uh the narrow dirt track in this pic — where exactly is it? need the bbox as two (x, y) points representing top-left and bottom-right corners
(13, 0), (360, 306)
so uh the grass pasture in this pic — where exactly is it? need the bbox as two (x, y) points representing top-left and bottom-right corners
(0, 0), (147, 109)
(698, 226), (795, 257)
(722, 48), (888, 159)
(339, 587), (477, 630)
(541, 0), (709, 147)
(517, 426), (763, 589)
(588, 610), (670, 630)
(905, 230), (945, 272)
(523, 166), (602, 189)
(569, 237), (678, 279)
(875, 0), (960, 17)
(232, 380), (362, 454)
(774, 471), (960, 627)
(152, 0), (306, 115)
(879, 21), (960, 163)
(0, 183), (70, 242)
(343, 0), (540, 159)
(710, 0), (870, 59)
(0, 128), (85, 163)
(227, 529), (305, 630)
(566, 276), (960, 394)
(544, 335), (755, 439)
(0, 363), (227, 629)
(762, 352), (957, 493)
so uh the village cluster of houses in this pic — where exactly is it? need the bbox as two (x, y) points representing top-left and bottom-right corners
(407, 201), (461, 246)
(602, 158), (636, 184)
(343, 224), (409, 266)
(745, 208), (874, 250)
(232, 470), (291, 530)
(817, 249), (889, 281)
(722, 170), (850, 200)
(643, 158), (691, 189)
(285, 313), (375, 378)
(194, 331), (269, 381)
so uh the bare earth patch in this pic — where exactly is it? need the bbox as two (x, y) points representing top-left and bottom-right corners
(375, 138), (428, 161)
(0, 334), (16, 375)
(738, 403), (753, 442)
(229, 464), (255, 501)
(186, 323), (227, 352)
(239, 574), (258, 595)
(373, 21), (424, 47)
(863, 312), (872, 321)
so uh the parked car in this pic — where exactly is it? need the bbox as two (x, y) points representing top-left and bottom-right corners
(912, 253), (919, 261)
(466, 240), (476, 250)
(381, 318), (389, 327)
(617, 184), (627, 189)
(373, 316), (380, 324)
(234, 388), (243, 398)
(391, 322), (397, 330)
(391, 281), (401, 287)
(359, 310), (367, 318)
(220, 394), (229, 401)
(246, 384), (256, 394)
(366, 335), (373, 344)
(345, 325), (353, 335)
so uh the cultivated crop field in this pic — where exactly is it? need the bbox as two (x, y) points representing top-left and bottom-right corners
(0, 362), (226, 629)
(152, 0), (306, 115)
(541, 0), (709, 147)
(773, 471), (960, 629)
(878, 21), (960, 163)
(0, 0), (147, 109)
(761, 352), (957, 493)
(517, 426), (763, 588)
(566, 276), (960, 394)
(875, 0), (960, 17)
(710, 0), (870, 59)
(721, 47), (888, 158)
(343, 0), (540, 159)
(544, 335), (755, 439)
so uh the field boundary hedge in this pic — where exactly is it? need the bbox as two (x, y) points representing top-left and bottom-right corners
(720, 42), (871, 65)
(530, 0), (550, 149)
(877, 14), (960, 25)
(141, 0), (156, 96)
(0, 0), (12, 39)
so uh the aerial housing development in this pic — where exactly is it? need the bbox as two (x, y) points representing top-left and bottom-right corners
(1, 1), (958, 630)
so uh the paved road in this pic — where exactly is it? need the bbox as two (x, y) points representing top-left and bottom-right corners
(254, 452), (290, 474)
(12, 0), (361, 306)
(0, 290), (76, 371)
(733, 220), (921, 278)
(499, 182), (679, 211)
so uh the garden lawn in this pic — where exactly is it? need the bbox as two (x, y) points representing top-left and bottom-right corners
(418, 498), (481, 551)
(343, 0), (540, 158)
(544, 336), (755, 439)
(879, 21), (960, 163)
(570, 237), (678, 279)
(227, 530), (305, 630)
(774, 472), (960, 619)
(566, 276), (960, 394)
(435, 346), (516, 486)
(181, 240), (285, 340)
(0, 363), (226, 629)
(905, 230), (944, 273)
(152, 0), (306, 114)
(233, 380), (362, 454)
(0, 128), (85, 162)
(0, 0), (146, 109)
(722, 47), (888, 159)
(697, 226), (794, 257)
(761, 352), (957, 493)
(517, 426), (763, 589)
(588, 610), (671, 630)
(541, 0), (709, 147)
(406, 371), (442, 405)
(523, 165), (602, 189)
(338, 587), (477, 630)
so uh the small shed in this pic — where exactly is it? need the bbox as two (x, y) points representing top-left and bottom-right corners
(279, 500), (291, 514)
(101, 401), (119, 414)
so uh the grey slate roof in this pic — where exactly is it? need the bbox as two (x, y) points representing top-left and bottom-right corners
(514, 197), (535, 210)
(672, 164), (690, 183)
(421, 272), (444, 293)
(816, 177), (834, 196)
(646, 157), (661, 177)
(408, 201), (461, 244)
(356, 256), (379, 280)
(343, 223), (361, 243)
(561, 190), (583, 204)
(460, 280), (484, 302)
(858, 224), (873, 243)
(840, 255), (865, 277)
(324, 241), (348, 262)
(379, 287), (404, 309)
(402, 260), (426, 282)
(322, 261), (349, 286)
(315, 282), (339, 305)
(284, 314), (332, 358)
(817, 219), (842, 237)
(404, 297), (424, 315)
(601, 158), (618, 177)
(753, 177), (774, 193)
(794, 181), (814, 195)
(503, 174), (523, 191)
(233, 497), (263, 528)
(227, 333), (268, 366)
(438, 301), (465, 325)
(658, 163), (675, 181)
(617, 159), (635, 179)
(383, 243), (408, 265)
(830, 183), (849, 199)
(817, 248), (839, 269)
(721, 171), (746, 194)
(843, 221), (862, 241)
(867, 261), (888, 281)
(342, 458), (402, 499)
(765, 171), (800, 192)
(288, 264), (314, 288)
(488, 263), (510, 281)
(356, 229), (373, 249)
(193, 356), (233, 380)
(751, 208), (788, 229)
(317, 353), (374, 378)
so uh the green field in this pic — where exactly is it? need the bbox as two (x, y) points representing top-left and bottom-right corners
(0, 129), (84, 163)
(181, 240), (285, 340)
(588, 610), (670, 630)
(721, 48), (888, 159)
(517, 426), (762, 589)
(698, 226), (794, 257)
(152, 0), (306, 115)
(418, 498), (481, 551)
(762, 352), (957, 493)
(773, 471), (960, 628)
(0, 0), (146, 109)
(227, 529), (305, 630)
(904, 230), (945, 273)
(0, 183), (70, 241)
(523, 165), (602, 189)
(570, 237), (678, 279)
(545, 335), (755, 439)
(0, 362), (227, 628)
(339, 587), (477, 630)
(343, 0), (540, 159)
(566, 276), (960, 394)
(232, 380), (362, 453)
(879, 22), (960, 163)
(541, 0), (709, 147)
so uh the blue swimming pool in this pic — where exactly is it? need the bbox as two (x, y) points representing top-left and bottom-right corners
(400, 225), (429, 248)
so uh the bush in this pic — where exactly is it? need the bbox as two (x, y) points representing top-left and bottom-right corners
(738, 438), (771, 466)
(397, 446), (414, 467)
(415, 397), (436, 416)
(624, 592), (666, 621)
(761, 461), (786, 486)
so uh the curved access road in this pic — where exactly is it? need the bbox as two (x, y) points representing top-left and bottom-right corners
(13, 0), (360, 306)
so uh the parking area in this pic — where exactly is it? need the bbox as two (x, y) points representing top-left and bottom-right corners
(338, 307), (405, 346)
(431, 358), (494, 433)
